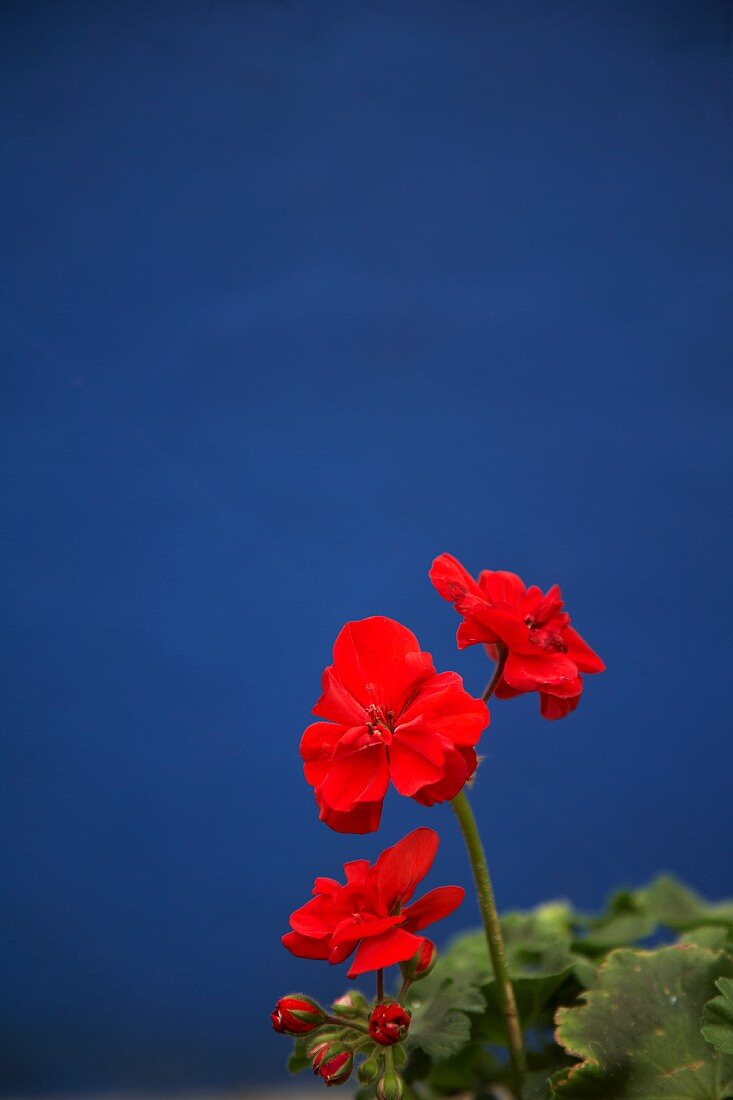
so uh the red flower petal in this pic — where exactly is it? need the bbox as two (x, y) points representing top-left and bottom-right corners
(411, 744), (477, 806)
(503, 650), (578, 690)
(456, 616), (498, 647)
(317, 741), (390, 812)
(282, 930), (330, 960)
(429, 553), (483, 602)
(563, 626), (606, 674)
(399, 671), (488, 746)
(457, 597), (529, 649)
(290, 895), (338, 937)
(301, 721), (346, 787)
(316, 795), (383, 834)
(312, 877), (341, 896)
(313, 667), (366, 725)
(301, 721), (344, 759)
(343, 859), (371, 885)
(493, 678), (522, 699)
(540, 692), (581, 720)
(375, 827), (439, 910)
(540, 674), (583, 700)
(402, 885), (465, 931)
(330, 914), (404, 949)
(347, 927), (425, 977)
(477, 569), (526, 605)
(330, 616), (434, 713)
(388, 735), (446, 797)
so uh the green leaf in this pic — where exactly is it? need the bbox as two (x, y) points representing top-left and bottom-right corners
(524, 1071), (552, 1100)
(702, 977), (733, 1056)
(418, 903), (586, 1049)
(679, 925), (733, 952)
(480, 964), (576, 1045)
(573, 889), (656, 953)
(406, 975), (485, 1061)
(424, 1040), (498, 1093)
(552, 945), (733, 1098)
(637, 876), (733, 931)
(523, 1044), (576, 1100)
(431, 900), (578, 987)
(287, 1036), (311, 1075)
(570, 953), (599, 990)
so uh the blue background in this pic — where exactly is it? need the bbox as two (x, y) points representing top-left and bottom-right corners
(2, 0), (732, 1092)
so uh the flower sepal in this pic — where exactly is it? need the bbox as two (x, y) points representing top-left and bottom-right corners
(357, 1053), (383, 1084)
(332, 990), (369, 1019)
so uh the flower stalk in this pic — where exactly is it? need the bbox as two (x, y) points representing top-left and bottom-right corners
(323, 1014), (371, 1035)
(450, 788), (525, 1098)
(482, 642), (508, 702)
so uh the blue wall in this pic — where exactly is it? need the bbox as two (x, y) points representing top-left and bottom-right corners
(2, 0), (731, 1091)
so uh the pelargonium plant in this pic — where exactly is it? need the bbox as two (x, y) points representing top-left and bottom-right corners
(271, 553), (733, 1100)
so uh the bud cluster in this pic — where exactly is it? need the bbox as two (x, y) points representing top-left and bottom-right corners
(271, 985), (418, 1090)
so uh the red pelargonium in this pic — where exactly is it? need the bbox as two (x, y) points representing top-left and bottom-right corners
(301, 616), (488, 833)
(430, 553), (605, 720)
(282, 826), (464, 977)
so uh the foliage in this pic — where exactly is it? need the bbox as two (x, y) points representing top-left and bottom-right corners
(702, 977), (733, 1056)
(407, 975), (486, 1060)
(290, 874), (733, 1098)
(553, 945), (733, 1098)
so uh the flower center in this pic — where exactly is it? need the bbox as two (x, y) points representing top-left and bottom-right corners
(527, 625), (568, 653)
(365, 703), (395, 742)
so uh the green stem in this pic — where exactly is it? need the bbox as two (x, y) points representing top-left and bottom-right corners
(376, 968), (384, 1002)
(323, 1014), (371, 1035)
(451, 788), (525, 1098)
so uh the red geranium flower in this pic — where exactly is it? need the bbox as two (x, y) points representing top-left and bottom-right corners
(430, 553), (605, 720)
(282, 826), (464, 977)
(301, 616), (489, 833)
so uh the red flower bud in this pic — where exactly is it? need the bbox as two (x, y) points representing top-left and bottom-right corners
(271, 994), (325, 1035)
(312, 1042), (354, 1087)
(307, 1036), (332, 1061)
(368, 1003), (411, 1046)
(400, 939), (437, 981)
